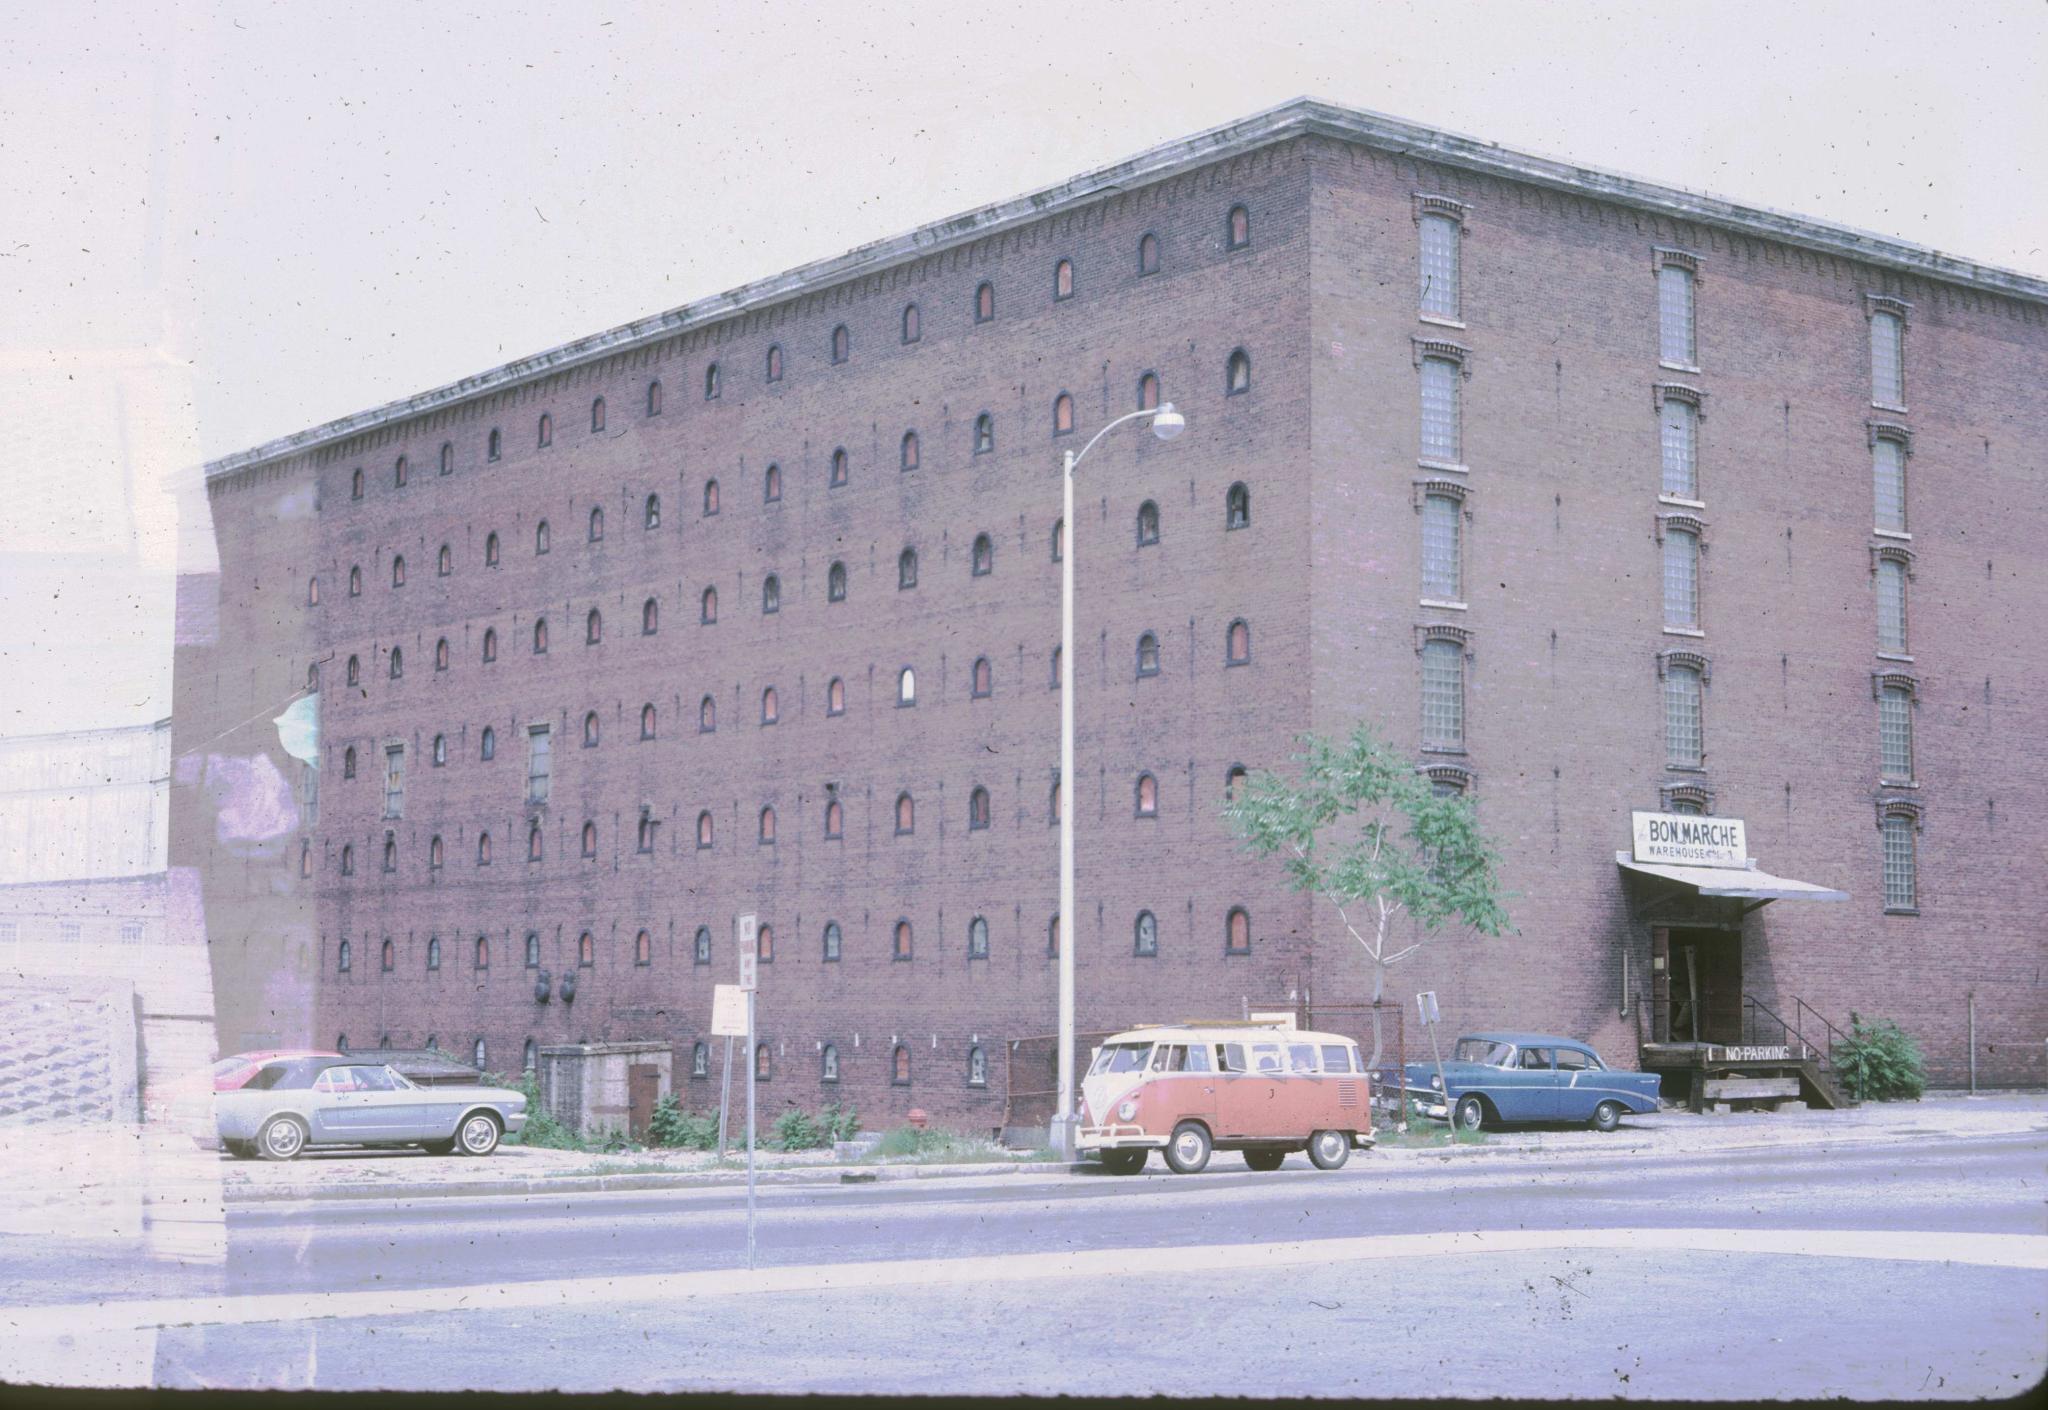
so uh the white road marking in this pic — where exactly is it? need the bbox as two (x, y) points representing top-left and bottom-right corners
(1, 1227), (2040, 1342)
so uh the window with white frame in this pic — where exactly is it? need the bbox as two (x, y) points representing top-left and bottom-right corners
(1420, 491), (1462, 601)
(1663, 662), (1704, 768)
(1869, 306), (1906, 409)
(1419, 211), (1460, 320)
(1875, 556), (1909, 654)
(1659, 391), (1699, 499)
(1420, 637), (1465, 748)
(527, 725), (551, 804)
(1418, 354), (1461, 464)
(1878, 682), (1914, 782)
(1662, 526), (1701, 630)
(1872, 433), (1908, 533)
(383, 745), (404, 819)
(1881, 809), (1917, 910)
(1657, 256), (1697, 366)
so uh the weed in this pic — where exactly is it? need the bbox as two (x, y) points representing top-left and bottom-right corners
(1833, 1013), (1926, 1102)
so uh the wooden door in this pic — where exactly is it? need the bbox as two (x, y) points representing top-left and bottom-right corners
(628, 1064), (661, 1140)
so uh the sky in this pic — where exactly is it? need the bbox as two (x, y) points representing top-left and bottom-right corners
(1, 0), (2042, 735)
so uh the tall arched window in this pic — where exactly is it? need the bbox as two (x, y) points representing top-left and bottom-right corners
(338, 940), (351, 972)
(1138, 373), (1160, 410)
(428, 639), (446, 675)
(974, 282), (994, 323)
(696, 810), (714, 848)
(438, 544), (452, 575)
(482, 628), (498, 663)
(755, 1043), (771, 1081)
(1054, 258), (1074, 300)
(826, 677), (845, 716)
(590, 397), (606, 432)
(430, 834), (444, 869)
(581, 820), (597, 857)
(827, 561), (847, 602)
(1226, 907), (1251, 954)
(635, 930), (652, 966)
(969, 785), (990, 830)
(756, 924), (773, 962)
(765, 344), (783, 382)
(340, 845), (354, 877)
(646, 379), (663, 416)
(1227, 204), (1250, 250)
(830, 447), (849, 487)
(487, 427), (502, 461)
(523, 1039), (537, 1071)
(346, 655), (360, 686)
(343, 744), (357, 778)
(971, 655), (992, 698)
(701, 587), (718, 623)
(973, 412), (994, 454)
(439, 442), (454, 475)
(691, 1042), (708, 1077)
(585, 608), (602, 645)
(901, 303), (920, 343)
(822, 921), (842, 961)
(535, 520), (551, 555)
(477, 832), (492, 865)
(898, 548), (918, 590)
(1051, 519), (1064, 562)
(901, 430), (919, 471)
(645, 493), (661, 529)
(588, 505), (604, 542)
(694, 927), (711, 964)
(761, 686), (779, 724)
(524, 932), (541, 967)
(1134, 910), (1158, 956)
(830, 324), (849, 363)
(475, 935), (490, 969)
(527, 821), (543, 861)
(897, 666), (916, 705)
(642, 597), (659, 635)
(703, 363), (720, 400)
(426, 936), (441, 970)
(473, 1038), (487, 1067)
(1227, 482), (1251, 529)
(388, 646), (403, 679)
(1053, 392), (1074, 436)
(308, 576), (320, 606)
(392, 555), (406, 587)
(893, 1045), (912, 1084)
(1135, 773), (1159, 817)
(349, 565), (362, 596)
(764, 463), (782, 503)
(823, 796), (843, 839)
(485, 532), (500, 566)
(968, 1045), (988, 1086)
(893, 919), (913, 958)
(1225, 765), (1248, 802)
(537, 412), (553, 447)
(382, 834), (398, 870)
(822, 1044), (840, 1081)
(1136, 632), (1160, 678)
(1048, 912), (1061, 956)
(1226, 619), (1251, 665)
(1227, 348), (1252, 395)
(533, 618), (549, 654)
(971, 533), (993, 577)
(703, 479), (720, 515)
(700, 694), (716, 732)
(968, 915), (989, 959)
(480, 727), (496, 760)
(1138, 231), (1161, 275)
(895, 792), (915, 834)
(351, 468), (363, 500)
(1136, 500), (1160, 546)
(640, 703), (657, 739)
(762, 575), (781, 614)
(582, 711), (599, 747)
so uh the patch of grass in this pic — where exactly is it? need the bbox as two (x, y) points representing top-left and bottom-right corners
(1374, 1122), (1487, 1149)
(858, 1126), (1031, 1164)
(585, 1159), (675, 1176)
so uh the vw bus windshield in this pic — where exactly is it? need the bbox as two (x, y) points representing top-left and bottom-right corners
(1453, 1039), (1518, 1067)
(1088, 1043), (1154, 1076)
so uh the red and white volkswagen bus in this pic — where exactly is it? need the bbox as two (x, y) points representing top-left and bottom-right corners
(1077, 1022), (1373, 1174)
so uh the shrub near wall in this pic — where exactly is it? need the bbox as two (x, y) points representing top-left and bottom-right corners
(1834, 1014), (1927, 1101)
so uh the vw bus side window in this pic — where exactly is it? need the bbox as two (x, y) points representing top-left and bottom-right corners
(1287, 1043), (1318, 1072)
(1149, 1044), (1176, 1072)
(1219, 1043), (1248, 1073)
(1319, 1044), (1354, 1072)
(1089, 1043), (1153, 1076)
(1181, 1043), (1212, 1073)
(1248, 1042), (1285, 1074)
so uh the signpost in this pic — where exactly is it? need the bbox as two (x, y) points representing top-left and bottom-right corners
(736, 913), (759, 1270)
(1417, 991), (1453, 1127)
(711, 984), (746, 1157)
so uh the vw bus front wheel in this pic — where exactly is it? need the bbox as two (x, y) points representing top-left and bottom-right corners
(1100, 1149), (1146, 1175)
(1308, 1129), (1351, 1170)
(1163, 1121), (1212, 1175)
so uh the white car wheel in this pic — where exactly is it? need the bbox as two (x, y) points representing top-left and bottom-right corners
(258, 1116), (306, 1161)
(457, 1112), (502, 1156)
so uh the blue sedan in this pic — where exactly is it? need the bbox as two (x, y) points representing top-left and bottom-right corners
(1391, 1032), (1662, 1132)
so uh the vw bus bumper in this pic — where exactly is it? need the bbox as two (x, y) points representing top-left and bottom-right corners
(1077, 1124), (1165, 1151)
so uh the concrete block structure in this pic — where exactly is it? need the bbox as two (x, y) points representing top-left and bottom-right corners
(173, 100), (2048, 1132)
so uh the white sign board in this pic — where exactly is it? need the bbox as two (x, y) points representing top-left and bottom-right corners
(1631, 811), (1747, 869)
(1248, 1011), (1297, 1031)
(711, 984), (748, 1037)
(736, 913), (758, 990)
(738, 952), (758, 992)
(1416, 991), (1440, 1027)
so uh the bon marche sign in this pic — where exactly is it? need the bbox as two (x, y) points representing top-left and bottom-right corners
(1631, 810), (1747, 869)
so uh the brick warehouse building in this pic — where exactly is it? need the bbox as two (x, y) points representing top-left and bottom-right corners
(172, 99), (2047, 1132)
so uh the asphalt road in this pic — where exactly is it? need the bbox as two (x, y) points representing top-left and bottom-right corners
(4, 1134), (2043, 1397)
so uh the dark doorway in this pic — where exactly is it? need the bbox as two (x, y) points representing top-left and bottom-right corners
(628, 1064), (661, 1140)
(1668, 927), (1742, 1045)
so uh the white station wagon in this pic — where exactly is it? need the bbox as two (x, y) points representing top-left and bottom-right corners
(214, 1055), (528, 1160)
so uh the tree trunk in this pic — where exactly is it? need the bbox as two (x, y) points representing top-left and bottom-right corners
(1365, 960), (1388, 1071)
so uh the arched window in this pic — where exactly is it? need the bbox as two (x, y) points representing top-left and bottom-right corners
(439, 442), (453, 475)
(585, 608), (602, 645)
(1136, 500), (1160, 546)
(826, 676), (845, 716)
(1048, 912), (1061, 956)
(895, 792), (915, 834)
(523, 1039), (537, 1071)
(1053, 392), (1074, 436)
(901, 430), (919, 471)
(764, 463), (782, 503)
(761, 686), (779, 725)
(480, 727), (496, 760)
(902, 302), (920, 343)
(696, 810), (714, 848)
(1051, 518), (1064, 562)
(1136, 632), (1160, 677)
(1135, 773), (1159, 817)
(823, 797), (843, 839)
(971, 655), (992, 699)
(640, 703), (657, 739)
(527, 821), (543, 861)
(477, 832), (492, 865)
(969, 785), (990, 830)
(426, 936), (441, 970)
(438, 544), (452, 576)
(1225, 765), (1249, 802)
(383, 834), (397, 870)
(701, 586), (718, 623)
(755, 1043), (772, 1081)
(338, 940), (352, 972)
(1134, 910), (1158, 956)
(343, 744), (357, 778)
(762, 575), (781, 614)
(973, 412), (994, 455)
(897, 666), (916, 705)
(525, 932), (541, 968)
(971, 533), (993, 577)
(307, 663), (321, 693)
(1227, 204), (1250, 250)
(646, 379), (663, 416)
(588, 506), (604, 542)
(475, 935), (490, 968)
(533, 618), (549, 654)
(822, 921), (842, 961)
(893, 1045), (912, 1084)
(635, 930), (652, 966)
(822, 1044), (840, 1081)
(473, 1037), (487, 1068)
(1226, 482), (1250, 530)
(487, 427), (502, 461)
(830, 447), (849, 487)
(691, 1042), (709, 1078)
(1227, 348), (1252, 395)
(693, 927), (711, 965)
(535, 520), (551, 555)
(1138, 372), (1160, 411)
(346, 655), (360, 687)
(1050, 645), (1062, 691)
(582, 710), (600, 747)
(482, 628), (498, 663)
(590, 397), (606, 432)
(349, 565), (362, 597)
(581, 820), (597, 858)
(642, 597), (658, 635)
(389, 646), (403, 679)
(351, 468), (364, 500)
(1226, 619), (1251, 665)
(830, 324), (849, 363)
(308, 576), (320, 606)
(1226, 907), (1251, 954)
(392, 555), (406, 587)
(756, 924), (774, 962)
(703, 363), (720, 400)
(703, 479), (720, 515)
(1138, 231), (1160, 275)
(637, 812), (656, 852)
(898, 548), (918, 590)
(430, 834), (444, 869)
(485, 532), (500, 566)
(974, 281), (994, 323)
(700, 694), (716, 732)
(827, 561), (847, 602)
(537, 412), (553, 447)
(1054, 258), (1074, 300)
(645, 493), (661, 529)
(893, 918), (913, 958)
(340, 845), (354, 877)
(968, 915), (989, 959)
(968, 1045), (988, 1086)
(765, 344), (783, 382)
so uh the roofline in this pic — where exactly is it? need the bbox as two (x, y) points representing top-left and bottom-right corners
(202, 95), (2048, 485)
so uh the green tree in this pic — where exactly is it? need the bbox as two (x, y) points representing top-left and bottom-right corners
(1223, 722), (1511, 1069)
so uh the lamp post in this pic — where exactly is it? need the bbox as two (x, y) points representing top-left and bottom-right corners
(1051, 402), (1186, 1162)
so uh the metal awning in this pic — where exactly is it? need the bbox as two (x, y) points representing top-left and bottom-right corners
(1615, 852), (1849, 905)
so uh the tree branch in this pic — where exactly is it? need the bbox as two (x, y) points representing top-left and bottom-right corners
(1289, 839), (1385, 963)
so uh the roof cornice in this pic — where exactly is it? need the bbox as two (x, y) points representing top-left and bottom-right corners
(203, 96), (2046, 484)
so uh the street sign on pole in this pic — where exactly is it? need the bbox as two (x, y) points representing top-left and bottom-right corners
(711, 985), (747, 1037)
(744, 985), (757, 1269)
(1418, 992), (1452, 1127)
(1417, 991), (1441, 1027)
(736, 913), (758, 988)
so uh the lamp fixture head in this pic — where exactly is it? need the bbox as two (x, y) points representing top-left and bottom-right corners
(1150, 403), (1185, 441)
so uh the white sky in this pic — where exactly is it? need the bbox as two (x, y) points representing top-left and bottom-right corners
(1, 0), (2042, 734)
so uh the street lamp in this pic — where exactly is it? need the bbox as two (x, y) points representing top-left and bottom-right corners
(1051, 402), (1186, 1161)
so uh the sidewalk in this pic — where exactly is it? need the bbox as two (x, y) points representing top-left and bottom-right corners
(215, 1089), (2048, 1204)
